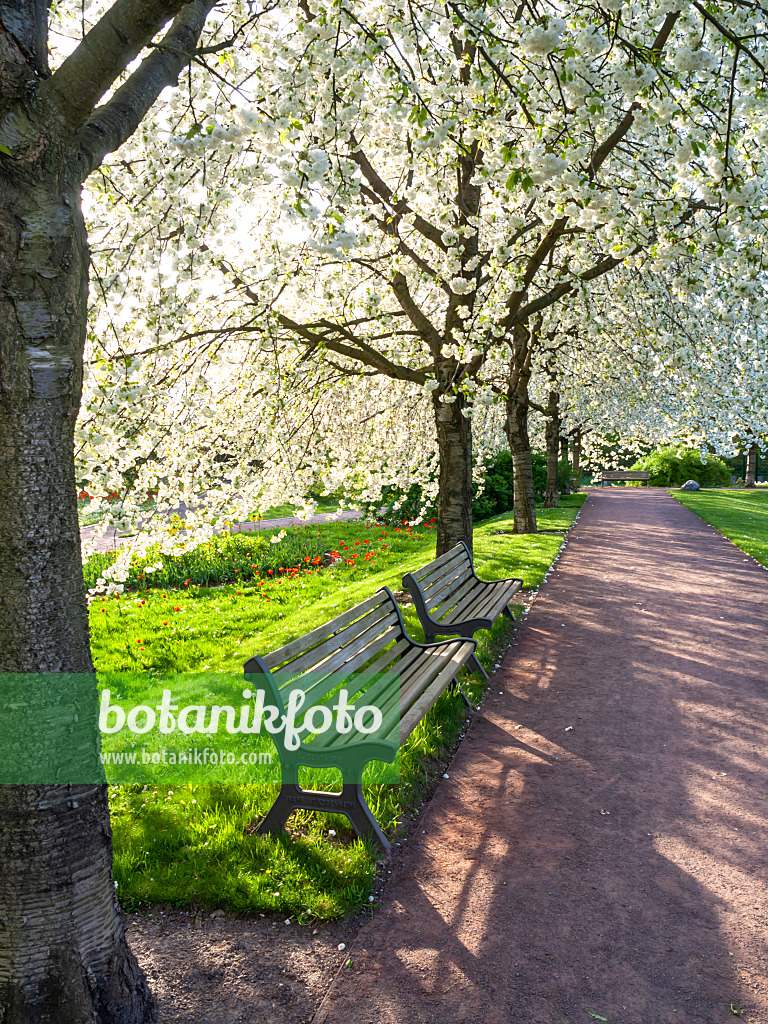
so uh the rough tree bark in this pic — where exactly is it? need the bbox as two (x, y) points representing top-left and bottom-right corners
(572, 427), (583, 489)
(0, 2), (217, 1020)
(432, 388), (473, 556)
(543, 389), (560, 509)
(0, 143), (155, 1024)
(745, 443), (758, 488)
(559, 433), (571, 494)
(504, 323), (536, 534)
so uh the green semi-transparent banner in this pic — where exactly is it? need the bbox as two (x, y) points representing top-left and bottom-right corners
(0, 672), (402, 785)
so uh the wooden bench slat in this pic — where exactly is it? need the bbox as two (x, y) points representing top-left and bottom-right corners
(410, 543), (467, 582)
(262, 592), (388, 670)
(415, 547), (470, 590)
(421, 564), (475, 612)
(439, 583), (498, 627)
(309, 652), (407, 750)
(286, 618), (401, 708)
(481, 579), (522, 621)
(267, 602), (395, 677)
(431, 575), (485, 623)
(316, 639), (467, 752)
(371, 641), (468, 745)
(469, 580), (519, 623)
(399, 642), (465, 709)
(280, 607), (398, 683)
(397, 642), (475, 743)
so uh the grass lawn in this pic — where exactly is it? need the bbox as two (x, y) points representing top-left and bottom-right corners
(673, 489), (768, 568)
(95, 494), (586, 920)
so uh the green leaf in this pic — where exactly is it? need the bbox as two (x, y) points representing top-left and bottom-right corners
(0, 144), (12, 157)
(587, 1014), (608, 1022)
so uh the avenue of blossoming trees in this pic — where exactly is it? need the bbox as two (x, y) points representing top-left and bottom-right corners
(0, 3), (767, 1021)
(78, 0), (768, 567)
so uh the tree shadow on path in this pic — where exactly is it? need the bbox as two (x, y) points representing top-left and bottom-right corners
(313, 489), (768, 1024)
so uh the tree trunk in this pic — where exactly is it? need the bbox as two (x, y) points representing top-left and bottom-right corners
(0, 163), (153, 1022)
(505, 324), (536, 533)
(745, 443), (758, 488)
(559, 434), (571, 494)
(543, 389), (560, 509)
(432, 388), (473, 555)
(572, 428), (582, 488)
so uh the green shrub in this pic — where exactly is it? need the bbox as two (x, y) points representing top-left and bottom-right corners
(629, 446), (730, 488)
(473, 449), (571, 521)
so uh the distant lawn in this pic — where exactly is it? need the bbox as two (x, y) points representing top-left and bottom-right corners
(78, 496), (340, 528)
(673, 489), (768, 567)
(98, 494), (586, 920)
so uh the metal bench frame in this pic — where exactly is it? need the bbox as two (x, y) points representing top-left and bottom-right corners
(403, 541), (522, 680)
(244, 586), (476, 853)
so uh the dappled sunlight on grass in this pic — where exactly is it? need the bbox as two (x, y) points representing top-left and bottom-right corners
(674, 489), (768, 568)
(98, 495), (586, 918)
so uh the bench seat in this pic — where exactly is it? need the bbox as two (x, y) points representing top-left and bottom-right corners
(403, 541), (522, 679)
(244, 586), (476, 852)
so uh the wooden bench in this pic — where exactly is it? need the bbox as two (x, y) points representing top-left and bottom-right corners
(402, 542), (522, 680)
(598, 470), (650, 486)
(244, 587), (477, 852)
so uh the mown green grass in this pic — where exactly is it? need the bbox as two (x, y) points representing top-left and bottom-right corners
(97, 494), (586, 919)
(674, 489), (768, 568)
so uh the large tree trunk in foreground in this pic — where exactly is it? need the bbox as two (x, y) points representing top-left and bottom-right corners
(432, 389), (473, 555)
(0, 163), (152, 1022)
(745, 443), (757, 488)
(543, 389), (560, 509)
(505, 324), (536, 534)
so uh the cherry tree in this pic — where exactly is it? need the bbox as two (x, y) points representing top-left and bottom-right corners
(0, 3), (277, 1020)
(233, 0), (768, 538)
(558, 263), (768, 469)
(82, 1), (768, 547)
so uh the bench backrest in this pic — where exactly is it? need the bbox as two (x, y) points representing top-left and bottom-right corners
(244, 588), (405, 713)
(406, 542), (474, 615)
(601, 470), (650, 480)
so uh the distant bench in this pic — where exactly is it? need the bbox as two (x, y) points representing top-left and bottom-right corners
(403, 542), (522, 679)
(598, 471), (650, 487)
(245, 587), (477, 852)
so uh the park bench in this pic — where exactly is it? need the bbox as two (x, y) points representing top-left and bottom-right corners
(402, 542), (522, 680)
(244, 587), (477, 852)
(598, 470), (650, 486)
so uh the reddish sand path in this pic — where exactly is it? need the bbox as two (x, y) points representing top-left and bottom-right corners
(313, 488), (768, 1024)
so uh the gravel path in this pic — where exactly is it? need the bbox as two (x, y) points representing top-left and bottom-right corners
(312, 487), (768, 1024)
(128, 488), (768, 1023)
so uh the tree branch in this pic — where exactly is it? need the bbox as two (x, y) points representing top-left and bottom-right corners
(587, 11), (681, 177)
(77, 0), (216, 177)
(349, 144), (448, 252)
(390, 272), (444, 357)
(275, 312), (429, 384)
(0, 0), (48, 87)
(42, 0), (192, 127)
